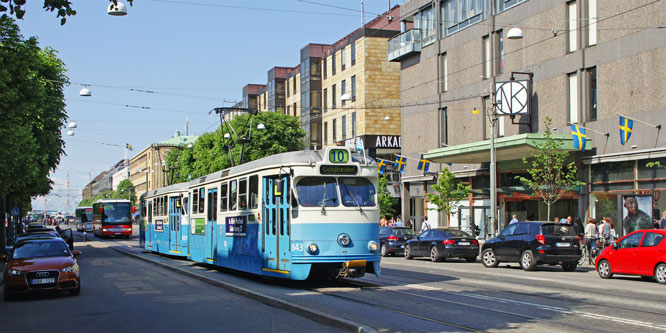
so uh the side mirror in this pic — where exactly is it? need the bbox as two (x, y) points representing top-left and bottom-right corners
(613, 243), (619, 250)
(72, 250), (82, 257)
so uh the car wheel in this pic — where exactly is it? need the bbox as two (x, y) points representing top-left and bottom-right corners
(597, 259), (613, 279)
(70, 284), (81, 296)
(481, 249), (499, 268)
(430, 246), (442, 262)
(465, 257), (476, 263)
(520, 250), (536, 271)
(380, 244), (389, 257)
(655, 263), (666, 285)
(562, 262), (577, 272)
(404, 245), (413, 260)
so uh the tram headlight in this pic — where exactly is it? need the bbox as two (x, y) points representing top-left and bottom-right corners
(368, 241), (378, 252)
(337, 233), (351, 247)
(307, 243), (319, 254)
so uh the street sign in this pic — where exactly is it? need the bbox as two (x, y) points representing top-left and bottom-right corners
(494, 80), (529, 115)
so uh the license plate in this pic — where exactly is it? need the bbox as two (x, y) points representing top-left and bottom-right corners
(556, 242), (570, 247)
(458, 242), (470, 246)
(31, 278), (55, 284)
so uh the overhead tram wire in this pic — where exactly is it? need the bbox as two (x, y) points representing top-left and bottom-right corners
(67, 98), (209, 115)
(151, 0), (358, 17)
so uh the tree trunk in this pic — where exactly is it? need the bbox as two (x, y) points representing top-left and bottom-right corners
(547, 202), (551, 222)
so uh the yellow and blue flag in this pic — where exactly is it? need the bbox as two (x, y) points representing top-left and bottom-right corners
(394, 155), (407, 173)
(570, 124), (587, 151)
(377, 159), (389, 175)
(619, 116), (633, 145)
(126, 143), (133, 151)
(417, 154), (431, 173)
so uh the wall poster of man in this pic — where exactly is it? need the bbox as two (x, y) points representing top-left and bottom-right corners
(621, 195), (653, 234)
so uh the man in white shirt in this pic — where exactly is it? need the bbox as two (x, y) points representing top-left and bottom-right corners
(420, 216), (431, 234)
(510, 214), (519, 224)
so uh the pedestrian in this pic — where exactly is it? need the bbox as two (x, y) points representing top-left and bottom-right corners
(380, 217), (386, 227)
(395, 214), (403, 226)
(584, 218), (597, 264)
(607, 217), (618, 244)
(405, 219), (413, 230)
(567, 216), (573, 224)
(388, 217), (395, 226)
(661, 210), (666, 229)
(554, 216), (560, 223)
(420, 216), (431, 234)
(599, 217), (612, 247)
(572, 217), (584, 237)
(510, 214), (519, 224)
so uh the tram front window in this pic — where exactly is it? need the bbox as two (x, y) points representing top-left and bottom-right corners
(340, 177), (376, 207)
(297, 177), (339, 207)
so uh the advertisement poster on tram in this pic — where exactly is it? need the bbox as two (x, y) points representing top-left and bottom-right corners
(225, 216), (247, 236)
(621, 195), (653, 234)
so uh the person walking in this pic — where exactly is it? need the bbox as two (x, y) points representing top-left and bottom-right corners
(660, 210), (666, 229)
(510, 214), (519, 224)
(380, 217), (386, 227)
(585, 218), (597, 264)
(395, 215), (403, 227)
(420, 216), (431, 234)
(607, 217), (618, 244)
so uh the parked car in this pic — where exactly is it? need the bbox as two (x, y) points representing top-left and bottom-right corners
(24, 226), (74, 250)
(379, 226), (415, 256)
(481, 222), (581, 271)
(404, 228), (479, 262)
(595, 230), (666, 284)
(2, 238), (81, 301)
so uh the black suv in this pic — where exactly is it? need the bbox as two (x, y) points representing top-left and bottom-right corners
(379, 226), (415, 257)
(481, 222), (581, 271)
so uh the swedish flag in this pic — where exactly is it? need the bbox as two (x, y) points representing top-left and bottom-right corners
(394, 155), (407, 173)
(377, 159), (389, 175)
(619, 116), (633, 145)
(126, 143), (133, 151)
(570, 124), (587, 151)
(417, 154), (431, 173)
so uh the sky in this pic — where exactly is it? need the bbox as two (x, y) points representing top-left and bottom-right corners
(20, 0), (404, 214)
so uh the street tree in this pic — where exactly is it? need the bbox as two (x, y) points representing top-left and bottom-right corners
(1, 0), (134, 25)
(116, 179), (136, 205)
(426, 168), (471, 225)
(377, 175), (398, 219)
(516, 117), (584, 220)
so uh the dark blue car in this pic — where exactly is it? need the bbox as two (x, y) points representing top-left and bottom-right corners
(379, 226), (415, 257)
(404, 228), (479, 262)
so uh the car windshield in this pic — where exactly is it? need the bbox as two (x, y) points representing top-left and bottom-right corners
(13, 241), (70, 259)
(391, 228), (415, 237)
(541, 224), (576, 236)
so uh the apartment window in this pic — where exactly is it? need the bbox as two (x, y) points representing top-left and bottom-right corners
(332, 84), (337, 109)
(568, 1), (578, 53)
(496, 30), (504, 74)
(443, 0), (485, 36)
(286, 79), (290, 97)
(352, 112), (356, 138)
(341, 80), (346, 106)
(293, 102), (297, 117)
(482, 36), (491, 79)
(324, 121), (328, 145)
(440, 107), (448, 145)
(440, 53), (448, 92)
(323, 88), (328, 112)
(415, 5), (436, 45)
(311, 91), (321, 109)
(333, 118), (337, 142)
(495, 0), (527, 14)
(341, 46), (346, 70)
(323, 58), (327, 79)
(568, 71), (579, 124)
(587, 0), (597, 46)
(351, 75), (356, 102)
(342, 115), (347, 139)
(332, 53), (336, 75)
(293, 78), (297, 95)
(351, 42), (356, 65)
(311, 60), (321, 81)
(483, 96), (491, 140)
(587, 66), (597, 121)
(286, 105), (290, 116)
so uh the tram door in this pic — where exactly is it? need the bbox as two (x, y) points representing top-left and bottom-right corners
(147, 201), (153, 248)
(169, 196), (181, 251)
(262, 176), (291, 272)
(206, 188), (218, 260)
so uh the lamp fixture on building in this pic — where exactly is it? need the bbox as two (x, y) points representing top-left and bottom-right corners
(507, 26), (524, 40)
(257, 123), (266, 130)
(107, 1), (128, 16)
(384, 115), (391, 121)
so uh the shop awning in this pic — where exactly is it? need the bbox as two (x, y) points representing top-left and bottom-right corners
(423, 133), (588, 164)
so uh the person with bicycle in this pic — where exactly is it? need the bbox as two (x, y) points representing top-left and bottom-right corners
(584, 218), (597, 264)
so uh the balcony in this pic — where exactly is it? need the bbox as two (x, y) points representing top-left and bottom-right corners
(387, 29), (421, 62)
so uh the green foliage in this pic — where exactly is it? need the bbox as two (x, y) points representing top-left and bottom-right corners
(116, 179), (136, 204)
(1, 1), (133, 25)
(377, 175), (398, 219)
(426, 168), (471, 220)
(167, 112), (306, 183)
(516, 117), (584, 220)
(646, 161), (662, 168)
(0, 17), (67, 200)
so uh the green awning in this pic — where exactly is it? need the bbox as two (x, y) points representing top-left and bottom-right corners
(424, 133), (588, 164)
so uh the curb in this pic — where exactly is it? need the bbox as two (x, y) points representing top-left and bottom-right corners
(109, 246), (376, 333)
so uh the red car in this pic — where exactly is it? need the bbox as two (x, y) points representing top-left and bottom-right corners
(595, 229), (666, 284)
(2, 238), (82, 300)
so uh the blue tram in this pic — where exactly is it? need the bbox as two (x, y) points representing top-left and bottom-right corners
(143, 147), (381, 280)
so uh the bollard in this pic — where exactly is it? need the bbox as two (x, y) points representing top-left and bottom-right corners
(83, 231), (87, 243)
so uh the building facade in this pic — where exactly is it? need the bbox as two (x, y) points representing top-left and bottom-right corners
(393, 0), (666, 237)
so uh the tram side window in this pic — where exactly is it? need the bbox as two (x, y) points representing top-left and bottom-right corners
(163, 196), (167, 215)
(249, 175), (258, 209)
(220, 183), (228, 212)
(182, 197), (188, 215)
(192, 189), (198, 214)
(239, 178), (248, 210)
(230, 180), (238, 210)
(339, 177), (376, 207)
(153, 198), (157, 216)
(296, 177), (339, 207)
(148, 201), (153, 222)
(198, 187), (205, 214)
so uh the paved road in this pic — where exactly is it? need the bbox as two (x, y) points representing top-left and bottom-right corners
(1, 236), (341, 332)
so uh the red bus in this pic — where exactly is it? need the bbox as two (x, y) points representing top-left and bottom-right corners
(92, 199), (132, 238)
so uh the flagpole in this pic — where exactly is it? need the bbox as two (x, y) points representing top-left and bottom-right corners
(617, 114), (662, 129)
(568, 123), (609, 137)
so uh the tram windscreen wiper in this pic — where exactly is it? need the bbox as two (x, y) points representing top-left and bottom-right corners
(321, 181), (327, 215)
(343, 184), (363, 214)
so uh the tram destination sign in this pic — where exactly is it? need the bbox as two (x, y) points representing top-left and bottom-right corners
(320, 165), (358, 175)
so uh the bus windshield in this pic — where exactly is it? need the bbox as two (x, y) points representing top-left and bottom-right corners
(76, 208), (92, 223)
(94, 202), (132, 224)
